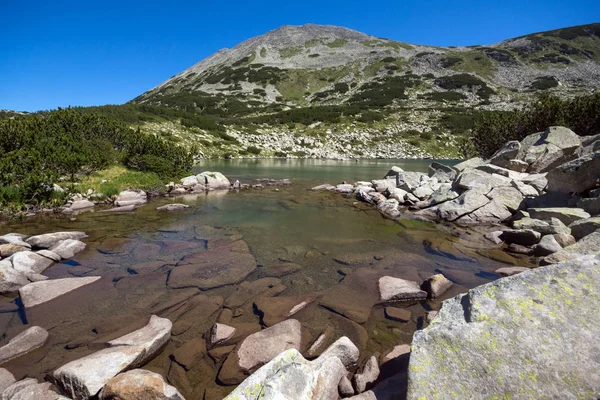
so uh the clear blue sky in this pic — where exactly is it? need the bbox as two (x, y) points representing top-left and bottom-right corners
(2, 0), (598, 111)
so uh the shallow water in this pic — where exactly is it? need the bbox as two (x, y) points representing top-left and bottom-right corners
(0, 159), (532, 398)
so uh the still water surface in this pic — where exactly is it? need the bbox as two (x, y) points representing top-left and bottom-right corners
(0, 159), (529, 398)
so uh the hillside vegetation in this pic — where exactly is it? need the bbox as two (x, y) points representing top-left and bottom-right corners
(0, 108), (194, 209)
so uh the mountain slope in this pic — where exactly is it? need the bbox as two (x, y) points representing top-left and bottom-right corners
(130, 23), (600, 159)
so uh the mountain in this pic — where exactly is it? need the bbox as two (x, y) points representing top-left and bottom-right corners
(130, 23), (600, 159)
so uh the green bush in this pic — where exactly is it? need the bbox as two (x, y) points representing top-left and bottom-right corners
(466, 93), (600, 158)
(0, 108), (193, 206)
(247, 146), (262, 155)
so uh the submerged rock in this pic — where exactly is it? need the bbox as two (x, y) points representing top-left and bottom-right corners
(378, 277), (427, 302)
(0, 326), (49, 365)
(157, 204), (190, 212)
(420, 274), (453, 299)
(407, 255), (600, 399)
(168, 239), (256, 290)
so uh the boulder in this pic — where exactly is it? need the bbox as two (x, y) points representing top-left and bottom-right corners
(487, 140), (520, 168)
(171, 338), (206, 371)
(0, 259), (30, 294)
(223, 348), (346, 400)
(0, 326), (49, 365)
(54, 315), (171, 399)
(55, 345), (147, 399)
(98, 204), (137, 213)
(180, 175), (199, 187)
(378, 277), (427, 302)
(427, 162), (457, 183)
(336, 184), (354, 193)
(377, 199), (400, 219)
(49, 239), (86, 259)
(420, 274), (453, 299)
(312, 336), (360, 369)
(506, 159), (528, 173)
(254, 294), (320, 326)
(452, 168), (510, 191)
(115, 190), (147, 207)
(10, 251), (54, 274)
(386, 188), (409, 203)
(168, 240), (256, 290)
(383, 166), (404, 179)
(510, 180), (539, 197)
(210, 323), (236, 346)
(396, 172), (426, 192)
(19, 276), (102, 308)
(533, 234), (563, 256)
(501, 229), (541, 246)
(569, 217), (600, 240)
(453, 157), (485, 172)
(99, 369), (184, 400)
(156, 203), (190, 212)
(0, 234), (31, 248)
(197, 171), (230, 189)
(407, 254), (600, 399)
(421, 187), (490, 222)
(528, 207), (591, 226)
(306, 327), (335, 358)
(0, 244), (28, 258)
(312, 184), (336, 191)
(218, 319), (302, 385)
(2, 378), (65, 400)
(485, 186), (524, 212)
(577, 197), (600, 216)
(517, 126), (581, 173)
(513, 217), (570, 235)
(0, 368), (16, 394)
(26, 232), (87, 249)
(381, 344), (411, 364)
(519, 173), (548, 193)
(353, 356), (380, 394)
(541, 231), (600, 265)
(371, 179), (396, 193)
(37, 249), (63, 262)
(339, 375), (355, 397)
(483, 231), (504, 245)
(553, 233), (576, 248)
(384, 307), (411, 322)
(69, 199), (95, 211)
(546, 151), (600, 194)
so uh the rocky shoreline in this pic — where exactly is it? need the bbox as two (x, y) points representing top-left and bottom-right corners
(0, 126), (598, 399)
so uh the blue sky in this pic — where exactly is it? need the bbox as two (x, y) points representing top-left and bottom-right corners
(1, 0), (598, 111)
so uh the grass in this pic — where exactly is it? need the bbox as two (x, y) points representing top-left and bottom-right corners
(77, 165), (165, 198)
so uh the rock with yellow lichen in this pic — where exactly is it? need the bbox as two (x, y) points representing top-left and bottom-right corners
(407, 254), (600, 400)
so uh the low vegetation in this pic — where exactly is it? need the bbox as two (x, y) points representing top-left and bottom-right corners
(0, 108), (194, 208)
(466, 93), (600, 158)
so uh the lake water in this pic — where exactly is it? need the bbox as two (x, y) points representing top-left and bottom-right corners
(0, 159), (532, 398)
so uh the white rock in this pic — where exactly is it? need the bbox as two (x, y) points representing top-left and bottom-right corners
(379, 276), (427, 302)
(19, 276), (102, 308)
(49, 239), (86, 259)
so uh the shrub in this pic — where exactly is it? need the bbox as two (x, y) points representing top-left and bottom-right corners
(247, 146), (262, 155)
(466, 93), (600, 158)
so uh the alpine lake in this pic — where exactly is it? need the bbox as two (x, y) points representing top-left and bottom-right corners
(0, 159), (534, 398)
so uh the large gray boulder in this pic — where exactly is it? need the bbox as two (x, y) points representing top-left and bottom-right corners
(115, 190), (147, 207)
(0, 368), (16, 394)
(99, 369), (184, 400)
(10, 251), (54, 274)
(453, 157), (485, 172)
(546, 151), (600, 194)
(569, 217), (600, 240)
(223, 348), (347, 400)
(577, 196), (600, 216)
(407, 255), (600, 399)
(452, 169), (510, 191)
(487, 140), (520, 168)
(2, 378), (67, 400)
(396, 172), (427, 193)
(26, 232), (87, 249)
(513, 217), (570, 235)
(417, 187), (490, 222)
(517, 126), (581, 173)
(49, 239), (86, 259)
(19, 276), (102, 308)
(541, 231), (600, 265)
(218, 319), (303, 385)
(0, 259), (30, 294)
(528, 207), (591, 226)
(197, 171), (230, 189)
(0, 326), (49, 365)
(427, 162), (457, 183)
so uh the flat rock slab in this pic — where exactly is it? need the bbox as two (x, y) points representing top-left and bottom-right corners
(19, 276), (101, 308)
(495, 267), (530, 276)
(528, 207), (591, 226)
(55, 345), (146, 399)
(379, 276), (427, 302)
(26, 231), (87, 249)
(407, 254), (600, 399)
(157, 204), (190, 211)
(168, 240), (256, 290)
(0, 326), (49, 365)
(98, 204), (137, 213)
(224, 277), (284, 308)
(171, 338), (206, 371)
(384, 307), (411, 322)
